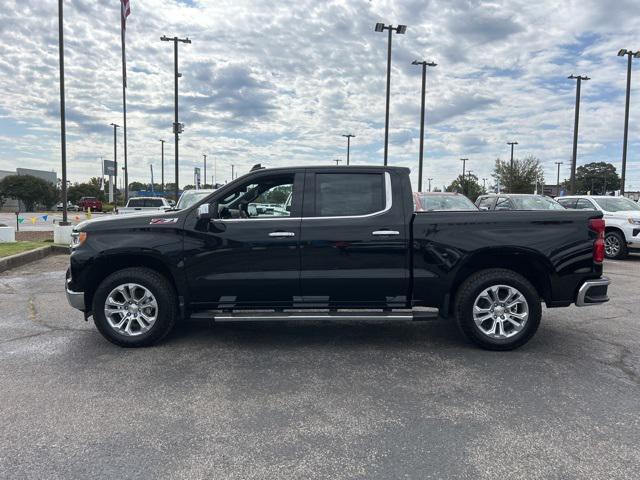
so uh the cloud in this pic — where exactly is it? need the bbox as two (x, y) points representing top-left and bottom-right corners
(0, 0), (639, 191)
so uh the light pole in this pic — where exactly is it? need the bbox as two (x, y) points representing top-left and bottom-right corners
(203, 154), (207, 187)
(617, 49), (640, 195)
(159, 139), (165, 193)
(427, 177), (433, 192)
(482, 177), (487, 191)
(412, 59), (437, 192)
(57, 0), (69, 225)
(160, 35), (191, 201)
(375, 22), (407, 166)
(231, 164), (235, 181)
(110, 123), (120, 204)
(341, 134), (355, 165)
(506, 141), (518, 193)
(334, 159), (342, 165)
(568, 74), (590, 194)
(460, 158), (468, 195)
(555, 161), (563, 195)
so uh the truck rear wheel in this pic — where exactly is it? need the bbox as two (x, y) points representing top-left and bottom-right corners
(454, 268), (541, 350)
(92, 267), (177, 347)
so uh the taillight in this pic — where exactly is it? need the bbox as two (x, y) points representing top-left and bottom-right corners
(589, 218), (605, 263)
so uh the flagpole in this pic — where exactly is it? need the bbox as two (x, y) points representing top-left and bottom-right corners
(120, 1), (129, 203)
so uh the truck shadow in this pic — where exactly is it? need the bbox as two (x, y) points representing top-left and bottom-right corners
(169, 317), (469, 351)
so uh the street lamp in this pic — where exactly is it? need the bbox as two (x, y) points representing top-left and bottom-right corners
(617, 49), (640, 195)
(460, 158), (468, 195)
(110, 123), (120, 204)
(160, 35), (191, 201)
(555, 161), (563, 195)
(159, 139), (165, 193)
(375, 22), (407, 166)
(568, 74), (590, 194)
(341, 134), (355, 165)
(57, 0), (69, 226)
(427, 177), (433, 192)
(482, 177), (487, 191)
(203, 154), (207, 187)
(334, 159), (342, 165)
(412, 59), (437, 192)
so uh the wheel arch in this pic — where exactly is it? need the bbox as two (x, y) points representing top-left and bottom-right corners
(447, 249), (552, 315)
(83, 253), (184, 318)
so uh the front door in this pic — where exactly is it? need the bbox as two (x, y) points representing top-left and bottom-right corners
(183, 171), (303, 309)
(298, 169), (409, 308)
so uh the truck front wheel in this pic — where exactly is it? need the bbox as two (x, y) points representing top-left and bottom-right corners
(92, 267), (177, 347)
(454, 269), (541, 351)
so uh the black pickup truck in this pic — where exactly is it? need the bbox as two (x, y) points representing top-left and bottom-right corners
(66, 166), (610, 350)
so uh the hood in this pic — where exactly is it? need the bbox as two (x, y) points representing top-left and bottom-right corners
(75, 210), (183, 232)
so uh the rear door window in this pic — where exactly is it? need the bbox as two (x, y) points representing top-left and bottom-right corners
(145, 199), (164, 208)
(576, 199), (596, 210)
(313, 173), (384, 217)
(128, 199), (145, 208)
(557, 198), (577, 209)
(494, 197), (512, 210)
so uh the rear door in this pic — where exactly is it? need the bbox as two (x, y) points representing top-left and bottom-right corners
(298, 169), (409, 308)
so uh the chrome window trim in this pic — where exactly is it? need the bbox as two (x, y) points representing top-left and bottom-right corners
(222, 172), (392, 222)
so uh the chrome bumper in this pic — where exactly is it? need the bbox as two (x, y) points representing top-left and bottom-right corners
(65, 273), (86, 311)
(576, 277), (610, 307)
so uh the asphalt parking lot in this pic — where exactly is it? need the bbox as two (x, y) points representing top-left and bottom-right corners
(0, 255), (638, 479)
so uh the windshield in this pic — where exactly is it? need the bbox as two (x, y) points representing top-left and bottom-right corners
(416, 194), (477, 211)
(176, 190), (214, 210)
(510, 196), (564, 210)
(594, 197), (640, 212)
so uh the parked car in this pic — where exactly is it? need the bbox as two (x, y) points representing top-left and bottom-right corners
(66, 166), (609, 351)
(556, 195), (640, 259)
(413, 192), (478, 211)
(56, 201), (80, 212)
(116, 197), (173, 215)
(77, 197), (103, 212)
(476, 194), (565, 211)
(176, 189), (217, 210)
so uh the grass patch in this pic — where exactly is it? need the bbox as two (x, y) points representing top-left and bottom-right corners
(0, 241), (48, 258)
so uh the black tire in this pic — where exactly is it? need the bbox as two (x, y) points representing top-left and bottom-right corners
(454, 268), (541, 351)
(92, 267), (177, 347)
(604, 230), (627, 260)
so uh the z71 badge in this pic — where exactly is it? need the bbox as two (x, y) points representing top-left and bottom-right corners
(149, 217), (178, 225)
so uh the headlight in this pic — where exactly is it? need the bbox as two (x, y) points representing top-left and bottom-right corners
(70, 231), (87, 248)
(628, 218), (640, 225)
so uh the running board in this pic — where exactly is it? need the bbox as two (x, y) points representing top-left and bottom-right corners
(190, 309), (439, 322)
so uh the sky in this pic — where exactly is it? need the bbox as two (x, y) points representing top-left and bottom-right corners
(1, 0), (640, 192)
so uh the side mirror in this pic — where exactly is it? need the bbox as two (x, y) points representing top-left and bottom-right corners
(197, 203), (211, 220)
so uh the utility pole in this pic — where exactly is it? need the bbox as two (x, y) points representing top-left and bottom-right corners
(110, 123), (120, 204)
(555, 161), (563, 195)
(617, 49), (640, 195)
(427, 177), (433, 192)
(160, 35), (191, 201)
(150, 164), (154, 194)
(375, 23), (407, 166)
(57, 0), (69, 225)
(342, 134), (355, 165)
(231, 164), (235, 181)
(334, 159), (342, 165)
(203, 154), (207, 186)
(412, 60), (437, 191)
(603, 170), (608, 195)
(568, 74), (590, 194)
(482, 177), (487, 191)
(159, 139), (165, 193)
(460, 158), (468, 195)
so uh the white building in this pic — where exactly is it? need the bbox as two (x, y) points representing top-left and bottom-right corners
(0, 168), (58, 212)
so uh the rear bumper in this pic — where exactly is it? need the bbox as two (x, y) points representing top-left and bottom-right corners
(575, 277), (610, 307)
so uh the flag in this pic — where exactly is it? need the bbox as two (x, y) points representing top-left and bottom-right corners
(121, 0), (131, 87)
(121, 0), (131, 30)
(41, 215), (48, 221)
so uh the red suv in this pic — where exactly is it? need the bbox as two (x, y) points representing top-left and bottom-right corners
(77, 197), (103, 212)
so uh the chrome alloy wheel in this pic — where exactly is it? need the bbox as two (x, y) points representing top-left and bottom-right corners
(472, 284), (529, 339)
(604, 234), (621, 257)
(104, 283), (158, 336)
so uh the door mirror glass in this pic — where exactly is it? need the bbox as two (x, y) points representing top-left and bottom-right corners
(197, 203), (210, 220)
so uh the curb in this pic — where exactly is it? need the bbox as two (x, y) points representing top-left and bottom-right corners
(0, 245), (69, 273)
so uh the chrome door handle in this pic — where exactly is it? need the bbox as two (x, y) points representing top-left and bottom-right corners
(372, 230), (400, 236)
(269, 231), (295, 237)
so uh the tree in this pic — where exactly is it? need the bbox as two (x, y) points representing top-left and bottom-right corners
(0, 175), (57, 211)
(446, 173), (484, 201)
(575, 162), (620, 195)
(492, 155), (544, 193)
(67, 179), (105, 204)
